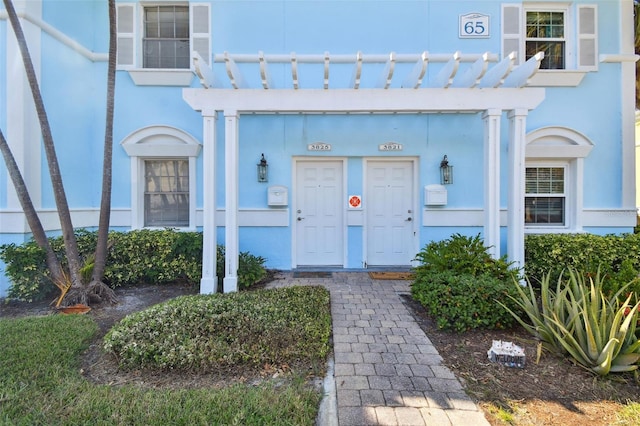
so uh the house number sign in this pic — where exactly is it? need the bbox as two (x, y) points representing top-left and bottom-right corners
(307, 143), (332, 151)
(459, 13), (490, 39)
(379, 142), (403, 151)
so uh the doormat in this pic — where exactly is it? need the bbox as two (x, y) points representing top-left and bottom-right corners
(293, 271), (333, 278)
(368, 271), (415, 280)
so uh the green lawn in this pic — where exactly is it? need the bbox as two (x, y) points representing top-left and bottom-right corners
(0, 313), (322, 425)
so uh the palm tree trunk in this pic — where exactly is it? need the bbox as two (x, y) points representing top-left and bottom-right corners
(0, 129), (64, 283)
(91, 0), (117, 284)
(3, 0), (83, 288)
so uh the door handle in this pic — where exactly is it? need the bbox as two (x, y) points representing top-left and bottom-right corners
(297, 217), (304, 221)
(406, 217), (412, 221)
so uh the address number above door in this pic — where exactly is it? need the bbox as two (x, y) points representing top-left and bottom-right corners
(379, 142), (403, 151)
(308, 142), (332, 151)
(459, 13), (490, 39)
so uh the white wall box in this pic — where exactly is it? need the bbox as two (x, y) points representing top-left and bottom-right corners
(425, 184), (447, 206)
(268, 186), (288, 206)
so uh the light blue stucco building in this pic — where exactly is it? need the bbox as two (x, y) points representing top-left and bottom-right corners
(1, 0), (637, 296)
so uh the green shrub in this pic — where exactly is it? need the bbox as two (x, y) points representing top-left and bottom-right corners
(238, 251), (267, 290)
(411, 270), (521, 332)
(500, 269), (640, 375)
(414, 233), (519, 281)
(103, 286), (331, 371)
(410, 234), (522, 332)
(525, 233), (640, 301)
(216, 245), (268, 291)
(1, 229), (268, 301)
(0, 241), (51, 302)
(104, 229), (203, 285)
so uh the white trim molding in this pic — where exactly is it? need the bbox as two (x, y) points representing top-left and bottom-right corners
(525, 126), (594, 158)
(120, 125), (202, 230)
(0, 9), (108, 62)
(127, 69), (194, 86)
(421, 208), (636, 229)
(526, 126), (594, 233)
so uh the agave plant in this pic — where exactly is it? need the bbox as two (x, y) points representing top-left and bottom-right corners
(500, 269), (640, 375)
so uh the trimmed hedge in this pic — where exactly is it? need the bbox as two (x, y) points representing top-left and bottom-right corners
(0, 229), (266, 302)
(103, 286), (331, 371)
(525, 233), (640, 298)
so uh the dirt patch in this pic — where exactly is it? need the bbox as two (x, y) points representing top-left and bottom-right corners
(400, 294), (640, 426)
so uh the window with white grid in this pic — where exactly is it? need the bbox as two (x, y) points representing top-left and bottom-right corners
(525, 167), (566, 226)
(144, 159), (189, 227)
(502, 4), (597, 76)
(143, 6), (190, 69)
(525, 10), (566, 69)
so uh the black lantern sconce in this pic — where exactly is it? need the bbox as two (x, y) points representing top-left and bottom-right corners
(257, 153), (268, 182)
(440, 155), (453, 185)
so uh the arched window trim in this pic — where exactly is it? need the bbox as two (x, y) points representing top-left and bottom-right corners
(526, 126), (594, 158)
(525, 126), (594, 233)
(121, 125), (201, 230)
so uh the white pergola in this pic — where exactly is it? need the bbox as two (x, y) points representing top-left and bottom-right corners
(183, 50), (546, 293)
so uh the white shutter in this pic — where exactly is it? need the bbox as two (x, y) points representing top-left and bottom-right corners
(191, 3), (211, 66)
(502, 4), (522, 65)
(116, 4), (136, 69)
(577, 5), (598, 71)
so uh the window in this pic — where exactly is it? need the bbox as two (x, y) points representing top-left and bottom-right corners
(525, 11), (565, 69)
(116, 3), (211, 85)
(502, 4), (598, 84)
(144, 159), (189, 226)
(143, 6), (190, 69)
(525, 167), (566, 225)
(121, 126), (201, 229)
(525, 126), (594, 232)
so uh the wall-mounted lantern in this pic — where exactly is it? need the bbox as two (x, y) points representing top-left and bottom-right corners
(440, 155), (453, 185)
(257, 153), (268, 182)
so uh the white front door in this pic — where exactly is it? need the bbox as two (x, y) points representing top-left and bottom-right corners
(366, 160), (416, 266)
(295, 160), (344, 266)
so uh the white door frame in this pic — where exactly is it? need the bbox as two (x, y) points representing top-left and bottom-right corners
(363, 157), (419, 267)
(291, 157), (348, 268)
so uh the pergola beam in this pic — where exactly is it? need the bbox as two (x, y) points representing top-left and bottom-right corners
(350, 51), (363, 89)
(259, 51), (274, 89)
(200, 51), (540, 91)
(429, 51), (460, 88)
(291, 53), (299, 89)
(184, 87), (545, 114)
(193, 51), (217, 88)
(402, 51), (428, 89)
(224, 51), (248, 89)
(503, 52), (544, 88)
(324, 51), (330, 89)
(479, 51), (516, 88)
(452, 52), (489, 88)
(375, 52), (396, 89)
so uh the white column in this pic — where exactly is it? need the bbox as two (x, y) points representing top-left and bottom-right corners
(507, 109), (528, 270)
(200, 110), (217, 294)
(483, 109), (501, 259)
(223, 110), (239, 293)
(620, 0), (636, 209)
(6, 0), (42, 223)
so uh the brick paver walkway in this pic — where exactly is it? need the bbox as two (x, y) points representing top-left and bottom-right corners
(267, 271), (490, 426)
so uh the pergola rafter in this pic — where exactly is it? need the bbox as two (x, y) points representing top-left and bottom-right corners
(194, 50), (543, 91)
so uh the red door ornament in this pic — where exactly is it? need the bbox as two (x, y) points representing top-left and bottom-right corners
(349, 195), (361, 208)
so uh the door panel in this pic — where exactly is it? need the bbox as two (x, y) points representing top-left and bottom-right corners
(366, 160), (415, 266)
(295, 161), (343, 266)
